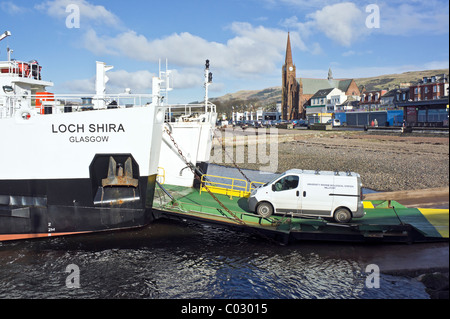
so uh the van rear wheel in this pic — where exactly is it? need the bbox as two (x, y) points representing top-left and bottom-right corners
(257, 202), (273, 218)
(334, 208), (352, 223)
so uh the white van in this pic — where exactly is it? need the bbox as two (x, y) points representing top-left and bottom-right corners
(248, 169), (365, 223)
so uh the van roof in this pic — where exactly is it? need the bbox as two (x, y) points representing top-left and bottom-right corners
(285, 169), (360, 178)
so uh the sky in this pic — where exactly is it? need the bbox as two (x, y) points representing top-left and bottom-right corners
(1, 0), (449, 103)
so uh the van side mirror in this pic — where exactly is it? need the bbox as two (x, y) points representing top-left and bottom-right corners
(272, 184), (275, 191)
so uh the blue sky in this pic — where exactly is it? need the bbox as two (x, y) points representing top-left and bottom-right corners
(1, 0), (448, 103)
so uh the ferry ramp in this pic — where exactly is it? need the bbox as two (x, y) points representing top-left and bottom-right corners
(152, 183), (449, 244)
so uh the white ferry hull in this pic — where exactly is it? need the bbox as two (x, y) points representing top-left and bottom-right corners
(0, 106), (164, 241)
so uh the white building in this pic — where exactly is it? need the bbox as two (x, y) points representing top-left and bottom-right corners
(307, 88), (347, 123)
(232, 104), (281, 122)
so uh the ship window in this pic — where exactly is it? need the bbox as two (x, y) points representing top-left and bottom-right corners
(3, 85), (14, 93)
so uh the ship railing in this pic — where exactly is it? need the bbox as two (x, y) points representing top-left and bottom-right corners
(165, 101), (216, 122)
(0, 93), (157, 119)
(35, 93), (155, 111)
(0, 96), (17, 119)
(198, 174), (265, 200)
(335, 106), (401, 113)
(0, 60), (42, 80)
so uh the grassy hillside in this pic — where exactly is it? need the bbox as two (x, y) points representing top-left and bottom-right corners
(355, 68), (449, 91)
(211, 69), (448, 115)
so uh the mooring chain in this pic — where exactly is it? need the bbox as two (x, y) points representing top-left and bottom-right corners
(163, 127), (292, 246)
(213, 128), (289, 228)
(212, 128), (252, 185)
(163, 128), (247, 226)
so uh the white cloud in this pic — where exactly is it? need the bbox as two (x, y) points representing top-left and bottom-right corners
(57, 69), (156, 94)
(280, 2), (368, 47)
(262, 0), (341, 10)
(57, 77), (94, 93)
(281, 1), (449, 43)
(107, 70), (155, 92)
(83, 29), (221, 67)
(378, 1), (449, 36)
(57, 67), (208, 94)
(82, 22), (296, 79)
(307, 2), (367, 47)
(342, 50), (373, 57)
(0, 1), (26, 14)
(342, 50), (356, 57)
(35, 0), (122, 28)
(171, 69), (204, 90)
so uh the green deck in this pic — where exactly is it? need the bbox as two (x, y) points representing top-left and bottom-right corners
(153, 184), (449, 243)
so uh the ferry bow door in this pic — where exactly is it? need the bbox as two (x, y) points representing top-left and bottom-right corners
(271, 175), (301, 214)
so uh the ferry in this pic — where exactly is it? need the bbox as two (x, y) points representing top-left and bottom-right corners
(158, 59), (217, 188)
(0, 31), (165, 241)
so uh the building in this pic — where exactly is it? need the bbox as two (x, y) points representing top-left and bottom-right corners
(307, 88), (346, 123)
(336, 96), (359, 112)
(231, 104), (281, 123)
(359, 89), (387, 111)
(398, 74), (449, 127)
(281, 33), (360, 120)
(281, 33), (299, 120)
(409, 75), (448, 102)
(336, 88), (404, 127)
(380, 87), (410, 109)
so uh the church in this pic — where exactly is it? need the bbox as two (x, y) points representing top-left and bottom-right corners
(282, 33), (361, 120)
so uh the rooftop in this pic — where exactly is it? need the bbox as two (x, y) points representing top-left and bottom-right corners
(298, 78), (355, 95)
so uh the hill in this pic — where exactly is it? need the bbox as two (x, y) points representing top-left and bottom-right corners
(210, 68), (449, 115)
(355, 68), (449, 91)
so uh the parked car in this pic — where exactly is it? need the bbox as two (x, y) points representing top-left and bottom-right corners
(297, 119), (309, 127)
(262, 120), (273, 127)
(327, 119), (341, 127)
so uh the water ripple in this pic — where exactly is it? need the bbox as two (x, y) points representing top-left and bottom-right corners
(0, 220), (430, 299)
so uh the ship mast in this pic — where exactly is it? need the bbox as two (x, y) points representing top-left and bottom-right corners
(204, 59), (212, 112)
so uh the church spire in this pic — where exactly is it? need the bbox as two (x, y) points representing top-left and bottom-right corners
(285, 32), (293, 66)
(328, 67), (333, 80)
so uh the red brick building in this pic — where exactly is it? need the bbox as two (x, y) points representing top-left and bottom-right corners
(359, 89), (388, 111)
(409, 75), (448, 102)
(399, 74), (449, 127)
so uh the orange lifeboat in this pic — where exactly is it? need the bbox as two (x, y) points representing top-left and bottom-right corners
(18, 62), (30, 77)
(36, 92), (55, 114)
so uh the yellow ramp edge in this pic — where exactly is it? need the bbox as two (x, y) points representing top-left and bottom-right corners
(419, 208), (449, 238)
(363, 201), (374, 209)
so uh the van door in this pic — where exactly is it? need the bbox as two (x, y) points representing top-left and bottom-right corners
(299, 175), (334, 217)
(331, 175), (359, 213)
(270, 175), (301, 214)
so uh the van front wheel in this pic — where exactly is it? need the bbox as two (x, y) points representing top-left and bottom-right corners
(257, 202), (273, 218)
(334, 208), (352, 223)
